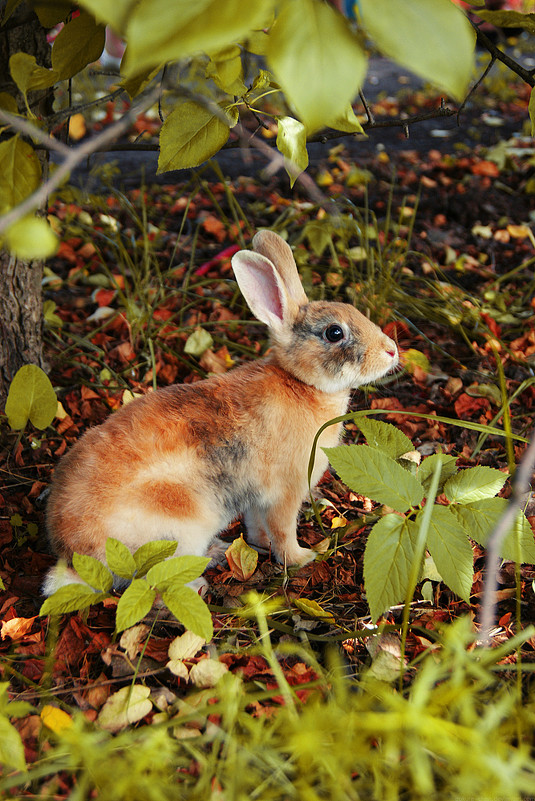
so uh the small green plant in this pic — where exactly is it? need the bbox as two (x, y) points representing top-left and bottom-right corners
(3, 364), (57, 431)
(323, 419), (535, 622)
(40, 538), (213, 640)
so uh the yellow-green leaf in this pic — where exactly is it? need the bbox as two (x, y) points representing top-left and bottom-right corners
(328, 104), (364, 134)
(32, 1), (73, 28)
(267, 0), (366, 134)
(51, 11), (106, 81)
(294, 597), (335, 623)
(0, 136), (40, 214)
(206, 45), (246, 95)
(276, 115), (308, 187)
(97, 685), (152, 732)
(157, 102), (235, 173)
(77, 0), (138, 33)
(125, 0), (274, 76)
(5, 364), (58, 431)
(359, 0), (475, 102)
(9, 53), (58, 110)
(225, 535), (258, 581)
(5, 216), (59, 260)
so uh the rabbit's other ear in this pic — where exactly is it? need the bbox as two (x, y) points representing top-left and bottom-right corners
(231, 250), (299, 331)
(252, 230), (308, 307)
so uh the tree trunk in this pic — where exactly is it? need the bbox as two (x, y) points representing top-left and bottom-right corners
(0, 2), (53, 401)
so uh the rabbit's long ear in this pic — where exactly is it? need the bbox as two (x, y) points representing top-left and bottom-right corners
(252, 230), (308, 307)
(231, 250), (299, 332)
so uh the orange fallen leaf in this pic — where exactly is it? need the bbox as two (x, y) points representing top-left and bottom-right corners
(1, 616), (37, 641)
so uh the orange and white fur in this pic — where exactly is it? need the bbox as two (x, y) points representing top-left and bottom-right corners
(43, 231), (398, 594)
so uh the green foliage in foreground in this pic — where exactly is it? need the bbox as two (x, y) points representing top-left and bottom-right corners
(2, 603), (535, 800)
(40, 538), (212, 640)
(323, 419), (535, 622)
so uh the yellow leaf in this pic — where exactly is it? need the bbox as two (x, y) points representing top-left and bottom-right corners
(41, 705), (72, 733)
(276, 116), (309, 187)
(5, 216), (59, 261)
(294, 598), (335, 623)
(331, 516), (348, 529)
(157, 102), (236, 173)
(225, 535), (258, 581)
(68, 113), (86, 141)
(52, 11), (106, 80)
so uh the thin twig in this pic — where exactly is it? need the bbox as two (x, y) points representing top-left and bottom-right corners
(479, 429), (535, 645)
(472, 22), (535, 88)
(0, 82), (162, 235)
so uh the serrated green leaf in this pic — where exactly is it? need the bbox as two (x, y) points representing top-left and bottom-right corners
(357, 419), (413, 460)
(276, 116), (308, 188)
(147, 555), (210, 590)
(158, 101), (236, 173)
(40, 585), (105, 616)
(425, 506), (473, 602)
(418, 454), (459, 494)
(0, 715), (26, 772)
(0, 135), (41, 215)
(267, 0), (366, 134)
(363, 514), (418, 622)
(323, 445), (424, 513)
(133, 540), (178, 577)
(452, 498), (535, 564)
(51, 11), (106, 81)
(161, 585), (213, 641)
(359, 0), (474, 102)
(5, 364), (58, 431)
(184, 327), (214, 356)
(444, 466), (508, 504)
(125, 0), (272, 75)
(8, 53), (58, 112)
(105, 537), (137, 579)
(5, 215), (59, 260)
(72, 553), (113, 592)
(115, 580), (156, 632)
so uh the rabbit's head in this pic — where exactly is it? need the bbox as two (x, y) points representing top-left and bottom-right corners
(232, 231), (398, 394)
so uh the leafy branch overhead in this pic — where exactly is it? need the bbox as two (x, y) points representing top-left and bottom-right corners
(5, 0), (535, 254)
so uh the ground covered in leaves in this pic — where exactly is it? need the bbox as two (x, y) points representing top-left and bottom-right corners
(3, 61), (535, 785)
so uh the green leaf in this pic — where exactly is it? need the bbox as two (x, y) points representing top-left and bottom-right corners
(77, 0), (138, 32)
(356, 418), (413, 460)
(5, 215), (59, 261)
(475, 9), (535, 34)
(206, 45), (246, 95)
(0, 135), (41, 215)
(133, 540), (178, 577)
(106, 538), (137, 580)
(276, 116), (309, 188)
(417, 454), (459, 494)
(327, 104), (365, 134)
(5, 364), (57, 431)
(294, 598), (335, 623)
(359, 0), (475, 101)
(267, 0), (366, 134)
(115, 579), (156, 632)
(125, 0), (273, 75)
(0, 714), (26, 772)
(184, 327), (214, 356)
(452, 498), (535, 564)
(323, 445), (424, 513)
(8, 53), (58, 111)
(158, 102), (236, 173)
(51, 10), (106, 81)
(363, 514), (418, 622)
(32, 1), (73, 28)
(161, 584), (213, 641)
(444, 466), (508, 504)
(40, 585), (106, 616)
(72, 553), (113, 592)
(146, 555), (210, 590)
(425, 506), (474, 602)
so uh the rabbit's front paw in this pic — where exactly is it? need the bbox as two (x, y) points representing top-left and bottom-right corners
(283, 544), (317, 567)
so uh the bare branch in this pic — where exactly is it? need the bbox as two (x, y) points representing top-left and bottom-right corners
(472, 22), (535, 88)
(479, 429), (535, 645)
(0, 82), (162, 235)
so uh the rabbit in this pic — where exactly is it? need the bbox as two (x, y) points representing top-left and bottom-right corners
(43, 230), (398, 595)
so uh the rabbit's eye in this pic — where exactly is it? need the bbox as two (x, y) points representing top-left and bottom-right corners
(324, 324), (345, 343)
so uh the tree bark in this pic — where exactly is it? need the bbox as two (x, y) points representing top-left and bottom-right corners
(0, 2), (53, 401)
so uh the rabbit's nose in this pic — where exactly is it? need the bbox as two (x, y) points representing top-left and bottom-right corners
(386, 347), (397, 358)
